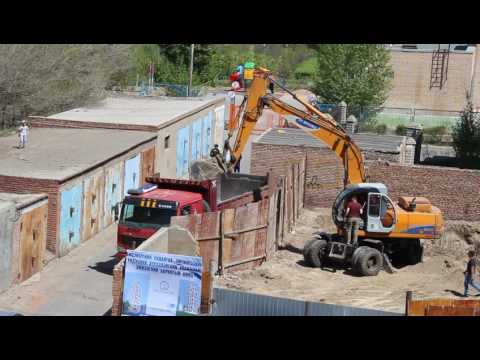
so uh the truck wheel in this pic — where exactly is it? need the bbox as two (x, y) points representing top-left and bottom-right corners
(355, 247), (383, 276)
(305, 239), (328, 268)
(406, 239), (423, 265)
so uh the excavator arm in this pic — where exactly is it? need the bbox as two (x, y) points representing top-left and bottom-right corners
(222, 68), (366, 186)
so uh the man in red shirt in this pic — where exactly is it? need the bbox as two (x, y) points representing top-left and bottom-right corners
(344, 195), (363, 245)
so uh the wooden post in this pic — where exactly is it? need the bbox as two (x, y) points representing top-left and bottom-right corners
(218, 210), (224, 276)
(405, 291), (413, 316)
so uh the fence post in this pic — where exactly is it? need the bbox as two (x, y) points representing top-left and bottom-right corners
(405, 290), (413, 316)
(218, 210), (224, 276)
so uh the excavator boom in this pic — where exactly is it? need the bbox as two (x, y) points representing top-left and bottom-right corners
(225, 68), (365, 186)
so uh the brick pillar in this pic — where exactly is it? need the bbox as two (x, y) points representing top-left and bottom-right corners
(404, 137), (416, 165)
(346, 115), (357, 134)
(338, 101), (347, 127)
(111, 259), (125, 316)
(406, 122), (423, 164)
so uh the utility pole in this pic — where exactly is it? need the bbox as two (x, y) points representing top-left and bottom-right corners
(188, 44), (195, 97)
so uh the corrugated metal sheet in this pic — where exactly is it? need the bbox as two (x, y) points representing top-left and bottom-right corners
(59, 183), (83, 257)
(124, 154), (140, 196)
(176, 125), (190, 178)
(210, 288), (402, 316)
(255, 128), (404, 153)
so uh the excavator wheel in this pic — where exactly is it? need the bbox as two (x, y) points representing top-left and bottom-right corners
(354, 246), (383, 276)
(305, 239), (328, 268)
(351, 246), (369, 269)
(302, 238), (320, 262)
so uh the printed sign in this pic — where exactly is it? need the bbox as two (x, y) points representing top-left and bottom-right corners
(122, 250), (203, 316)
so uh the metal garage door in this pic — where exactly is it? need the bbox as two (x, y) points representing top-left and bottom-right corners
(124, 154), (140, 196)
(202, 112), (213, 157)
(191, 119), (202, 161)
(59, 183), (83, 257)
(176, 125), (191, 178)
(103, 162), (123, 228)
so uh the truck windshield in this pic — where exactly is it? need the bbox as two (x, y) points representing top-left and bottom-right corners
(120, 204), (176, 228)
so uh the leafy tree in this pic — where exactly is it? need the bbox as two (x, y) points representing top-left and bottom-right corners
(312, 44), (393, 112)
(0, 44), (133, 128)
(452, 100), (480, 168)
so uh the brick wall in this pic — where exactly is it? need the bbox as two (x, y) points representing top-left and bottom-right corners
(0, 176), (59, 253)
(111, 259), (125, 316)
(385, 50), (474, 111)
(366, 161), (480, 221)
(251, 143), (343, 207)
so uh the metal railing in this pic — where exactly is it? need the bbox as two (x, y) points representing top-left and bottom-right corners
(210, 288), (402, 316)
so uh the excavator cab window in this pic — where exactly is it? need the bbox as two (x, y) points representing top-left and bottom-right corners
(366, 193), (396, 233)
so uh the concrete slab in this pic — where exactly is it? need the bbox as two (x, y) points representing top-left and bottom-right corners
(0, 128), (156, 180)
(46, 95), (225, 129)
(0, 193), (48, 210)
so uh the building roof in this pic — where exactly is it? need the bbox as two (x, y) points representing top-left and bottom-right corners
(0, 193), (48, 210)
(0, 128), (156, 181)
(45, 95), (225, 129)
(255, 128), (404, 153)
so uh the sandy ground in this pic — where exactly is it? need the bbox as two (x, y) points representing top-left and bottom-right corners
(217, 208), (480, 313)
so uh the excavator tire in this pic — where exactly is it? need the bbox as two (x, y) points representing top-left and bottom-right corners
(303, 238), (320, 262)
(351, 246), (369, 269)
(305, 239), (328, 268)
(354, 247), (383, 276)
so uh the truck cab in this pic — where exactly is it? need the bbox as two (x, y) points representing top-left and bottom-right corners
(116, 184), (207, 259)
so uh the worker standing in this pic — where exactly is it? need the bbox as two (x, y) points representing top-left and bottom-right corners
(344, 195), (363, 245)
(17, 120), (29, 149)
(464, 250), (480, 297)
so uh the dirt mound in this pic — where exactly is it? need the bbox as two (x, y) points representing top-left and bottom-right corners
(189, 159), (223, 181)
(425, 221), (480, 259)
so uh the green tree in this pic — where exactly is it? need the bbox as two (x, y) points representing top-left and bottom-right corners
(452, 100), (480, 169)
(312, 44), (393, 112)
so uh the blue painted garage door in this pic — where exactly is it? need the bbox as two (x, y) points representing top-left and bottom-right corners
(59, 184), (83, 257)
(124, 154), (140, 196)
(176, 125), (191, 178)
(191, 119), (202, 161)
(202, 112), (213, 157)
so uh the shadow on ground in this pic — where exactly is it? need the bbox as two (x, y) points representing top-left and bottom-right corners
(88, 256), (117, 276)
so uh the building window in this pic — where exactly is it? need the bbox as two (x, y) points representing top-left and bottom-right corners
(164, 135), (170, 149)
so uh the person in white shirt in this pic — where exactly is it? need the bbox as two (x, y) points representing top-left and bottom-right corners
(18, 120), (29, 149)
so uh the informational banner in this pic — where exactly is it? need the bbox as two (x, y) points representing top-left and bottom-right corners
(122, 250), (203, 316)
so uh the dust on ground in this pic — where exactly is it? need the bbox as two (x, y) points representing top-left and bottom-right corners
(216, 208), (480, 313)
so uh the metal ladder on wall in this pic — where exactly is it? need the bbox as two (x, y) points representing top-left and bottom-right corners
(430, 44), (450, 89)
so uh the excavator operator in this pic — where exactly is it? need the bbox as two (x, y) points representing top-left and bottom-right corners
(344, 195), (364, 245)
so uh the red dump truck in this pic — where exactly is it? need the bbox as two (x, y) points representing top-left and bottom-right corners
(116, 173), (270, 259)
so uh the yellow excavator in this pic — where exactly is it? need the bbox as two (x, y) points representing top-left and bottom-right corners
(211, 67), (444, 276)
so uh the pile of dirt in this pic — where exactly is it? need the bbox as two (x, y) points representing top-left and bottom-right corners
(426, 221), (480, 260)
(189, 159), (223, 181)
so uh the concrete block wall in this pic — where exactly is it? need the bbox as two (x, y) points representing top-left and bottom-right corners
(385, 50), (474, 111)
(366, 161), (480, 221)
(251, 143), (343, 207)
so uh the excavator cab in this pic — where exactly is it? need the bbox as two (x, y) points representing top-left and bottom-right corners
(332, 183), (395, 234)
